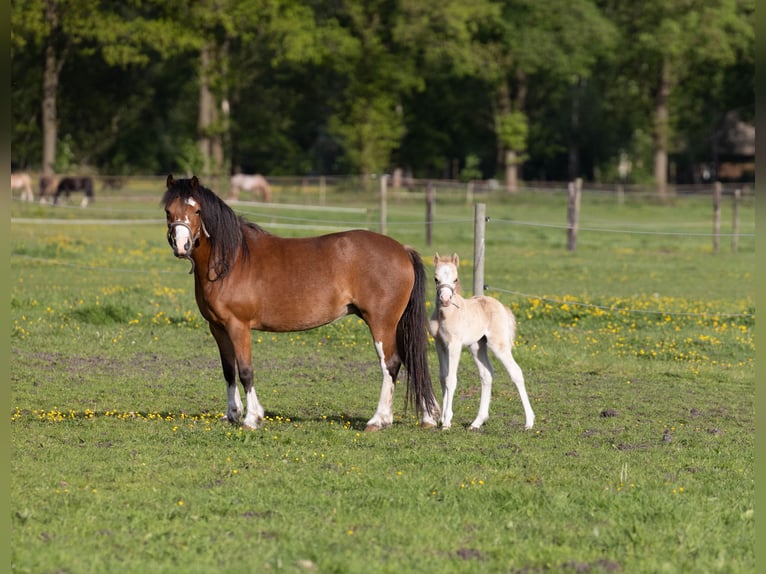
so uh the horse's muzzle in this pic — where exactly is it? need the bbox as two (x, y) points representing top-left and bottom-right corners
(168, 222), (194, 257)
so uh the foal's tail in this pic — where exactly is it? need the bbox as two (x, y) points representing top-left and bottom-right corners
(399, 248), (440, 420)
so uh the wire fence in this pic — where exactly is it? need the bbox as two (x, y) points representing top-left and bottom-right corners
(11, 190), (755, 321)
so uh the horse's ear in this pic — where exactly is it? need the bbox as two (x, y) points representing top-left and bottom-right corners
(166, 174), (175, 188)
(191, 176), (199, 190)
(452, 253), (459, 266)
(433, 253), (440, 265)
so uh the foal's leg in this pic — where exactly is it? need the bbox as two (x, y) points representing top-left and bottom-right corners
(468, 339), (494, 430)
(433, 337), (453, 428)
(440, 340), (463, 429)
(489, 342), (535, 429)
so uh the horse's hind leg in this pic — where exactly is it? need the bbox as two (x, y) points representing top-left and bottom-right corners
(490, 342), (535, 429)
(468, 339), (494, 430)
(365, 339), (400, 431)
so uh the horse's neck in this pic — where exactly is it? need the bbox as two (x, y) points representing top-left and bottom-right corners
(437, 292), (466, 319)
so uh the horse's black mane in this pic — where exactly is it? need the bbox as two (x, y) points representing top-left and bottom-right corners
(163, 176), (270, 279)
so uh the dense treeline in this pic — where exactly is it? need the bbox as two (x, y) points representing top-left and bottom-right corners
(11, 0), (754, 192)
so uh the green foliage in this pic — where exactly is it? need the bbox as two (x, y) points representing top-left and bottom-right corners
(175, 140), (206, 178)
(495, 110), (528, 152)
(458, 153), (482, 182)
(9, 0), (754, 183)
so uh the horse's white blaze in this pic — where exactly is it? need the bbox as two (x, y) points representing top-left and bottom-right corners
(171, 224), (193, 255)
(366, 341), (395, 429)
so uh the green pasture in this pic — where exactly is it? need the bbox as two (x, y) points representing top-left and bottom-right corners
(10, 183), (754, 573)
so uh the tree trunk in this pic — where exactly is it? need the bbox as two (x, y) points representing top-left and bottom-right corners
(568, 78), (581, 181)
(505, 150), (517, 193)
(42, 42), (58, 176)
(197, 43), (215, 177)
(42, 1), (65, 176)
(653, 59), (671, 198)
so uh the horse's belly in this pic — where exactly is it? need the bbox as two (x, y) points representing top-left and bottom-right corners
(248, 298), (349, 333)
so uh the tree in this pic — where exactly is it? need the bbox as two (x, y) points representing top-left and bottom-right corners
(473, 0), (616, 191)
(601, 0), (754, 196)
(11, 0), (197, 175)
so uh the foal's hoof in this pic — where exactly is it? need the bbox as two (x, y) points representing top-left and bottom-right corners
(364, 423), (382, 432)
(420, 421), (437, 430)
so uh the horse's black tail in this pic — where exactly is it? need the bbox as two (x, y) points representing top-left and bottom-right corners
(398, 248), (440, 421)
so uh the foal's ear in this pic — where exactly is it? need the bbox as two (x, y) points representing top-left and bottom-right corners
(433, 253), (440, 265)
(166, 174), (175, 188)
(452, 253), (459, 266)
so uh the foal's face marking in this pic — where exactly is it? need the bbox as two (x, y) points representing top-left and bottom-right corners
(166, 197), (200, 257)
(434, 261), (459, 307)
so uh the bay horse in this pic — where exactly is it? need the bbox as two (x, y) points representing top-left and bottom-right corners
(229, 173), (272, 202)
(54, 176), (94, 207)
(428, 253), (534, 430)
(11, 172), (34, 202)
(163, 175), (439, 431)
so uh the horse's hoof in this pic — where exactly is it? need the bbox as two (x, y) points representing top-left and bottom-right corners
(241, 423), (258, 431)
(364, 424), (381, 432)
(420, 421), (437, 430)
(468, 425), (482, 432)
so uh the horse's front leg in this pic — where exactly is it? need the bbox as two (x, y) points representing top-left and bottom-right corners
(232, 326), (265, 430)
(468, 340), (494, 430)
(439, 340), (462, 429)
(209, 323), (244, 424)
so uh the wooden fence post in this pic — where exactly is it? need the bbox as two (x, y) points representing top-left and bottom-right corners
(731, 187), (741, 254)
(425, 181), (435, 247)
(713, 181), (721, 253)
(473, 203), (486, 296)
(319, 175), (326, 206)
(567, 178), (582, 251)
(380, 174), (388, 235)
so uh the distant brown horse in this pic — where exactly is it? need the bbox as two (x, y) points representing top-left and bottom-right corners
(54, 176), (94, 207)
(163, 175), (439, 430)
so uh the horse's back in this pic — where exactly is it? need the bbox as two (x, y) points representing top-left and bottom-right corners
(225, 228), (416, 331)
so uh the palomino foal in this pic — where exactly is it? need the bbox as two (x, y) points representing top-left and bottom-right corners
(428, 253), (535, 430)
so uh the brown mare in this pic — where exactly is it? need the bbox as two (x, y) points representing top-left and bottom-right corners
(162, 175), (439, 430)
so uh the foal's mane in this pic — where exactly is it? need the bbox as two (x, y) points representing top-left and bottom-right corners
(163, 177), (270, 279)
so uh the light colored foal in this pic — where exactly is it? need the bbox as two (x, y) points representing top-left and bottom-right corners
(428, 253), (535, 430)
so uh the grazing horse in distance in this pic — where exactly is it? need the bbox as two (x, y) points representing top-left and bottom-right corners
(54, 176), (94, 207)
(229, 173), (272, 202)
(11, 172), (34, 202)
(39, 175), (59, 203)
(429, 253), (535, 430)
(163, 175), (439, 431)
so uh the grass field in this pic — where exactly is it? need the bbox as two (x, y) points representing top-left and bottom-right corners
(10, 181), (754, 573)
